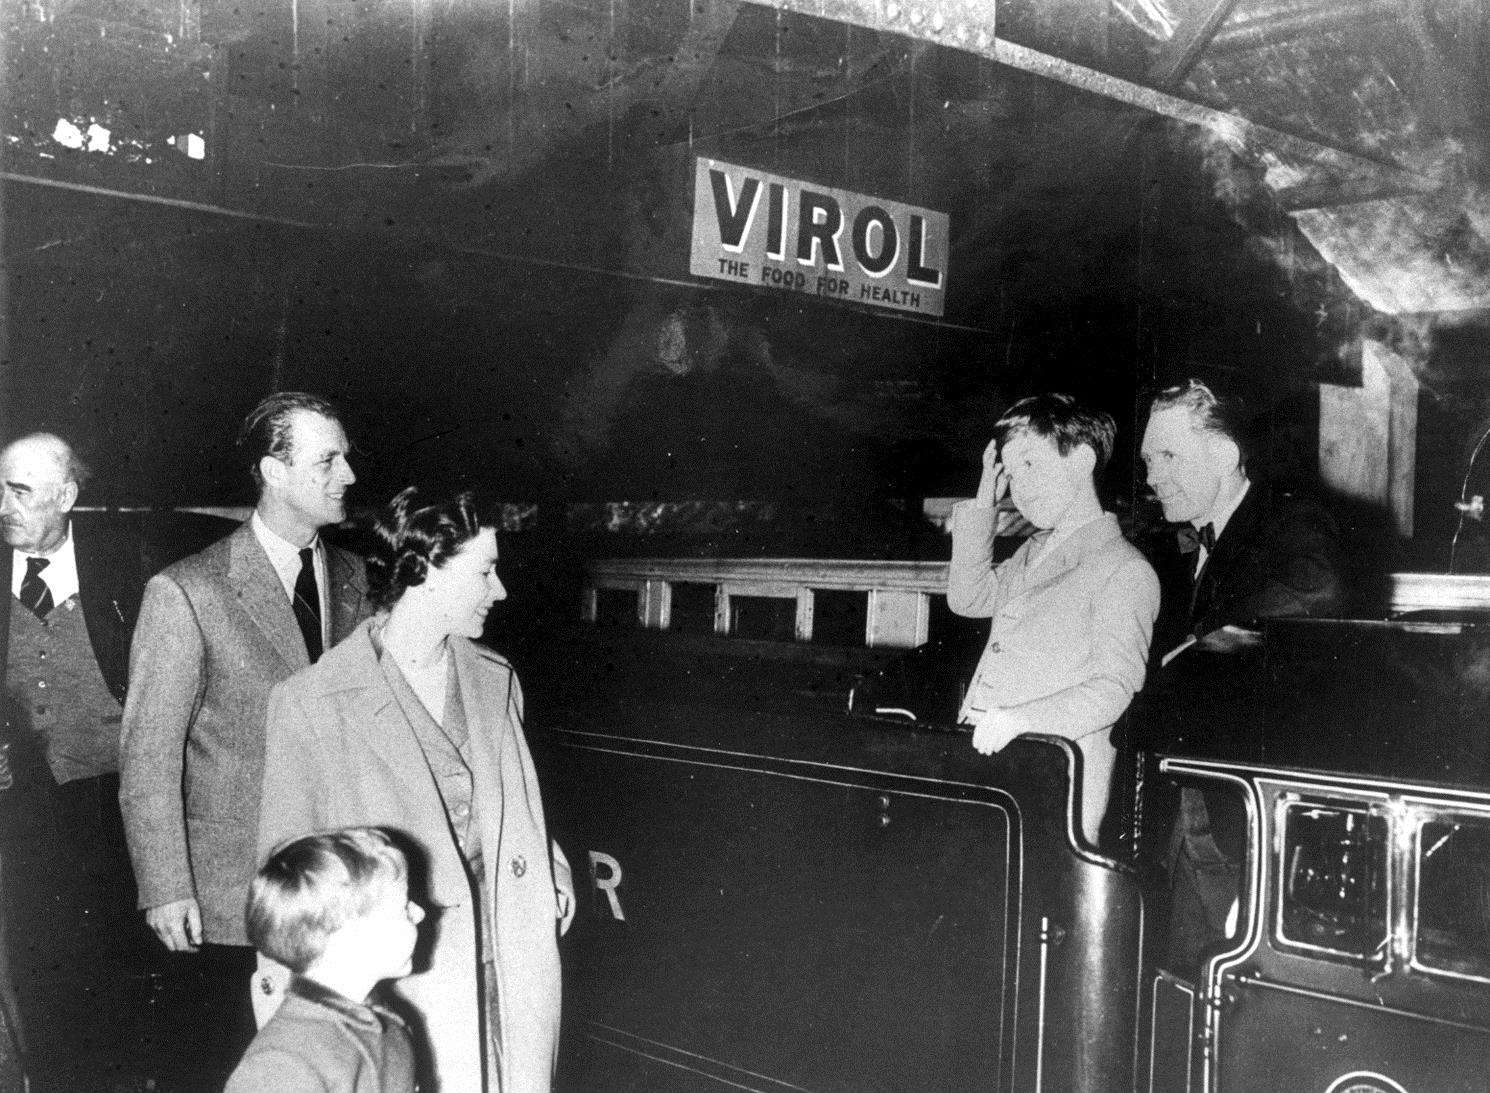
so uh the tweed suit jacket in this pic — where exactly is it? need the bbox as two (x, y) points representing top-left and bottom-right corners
(119, 520), (370, 944)
(949, 502), (1160, 741)
(259, 620), (570, 1093)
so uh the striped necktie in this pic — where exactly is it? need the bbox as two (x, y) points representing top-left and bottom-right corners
(19, 556), (54, 620)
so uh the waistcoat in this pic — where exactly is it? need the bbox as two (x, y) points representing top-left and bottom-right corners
(6, 594), (122, 783)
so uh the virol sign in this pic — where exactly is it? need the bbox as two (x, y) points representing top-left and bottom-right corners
(690, 158), (948, 317)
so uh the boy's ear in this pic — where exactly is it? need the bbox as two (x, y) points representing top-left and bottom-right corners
(1070, 443), (1097, 477)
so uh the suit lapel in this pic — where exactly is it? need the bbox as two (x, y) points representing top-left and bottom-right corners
(0, 548), (11, 687)
(1010, 516), (1114, 603)
(1193, 483), (1262, 626)
(325, 547), (366, 644)
(451, 641), (519, 890)
(228, 523), (309, 672)
(334, 625), (442, 797)
(357, 674), (433, 791)
(452, 642), (504, 802)
(73, 514), (139, 702)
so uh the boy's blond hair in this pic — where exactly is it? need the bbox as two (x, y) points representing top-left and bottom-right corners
(246, 827), (409, 973)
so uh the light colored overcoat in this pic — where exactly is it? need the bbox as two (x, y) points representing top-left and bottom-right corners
(120, 521), (369, 943)
(258, 619), (570, 1093)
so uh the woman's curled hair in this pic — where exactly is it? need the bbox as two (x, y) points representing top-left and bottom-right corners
(366, 486), (489, 609)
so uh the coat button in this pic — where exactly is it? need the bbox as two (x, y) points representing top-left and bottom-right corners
(511, 855), (527, 878)
(989, 642), (1001, 653)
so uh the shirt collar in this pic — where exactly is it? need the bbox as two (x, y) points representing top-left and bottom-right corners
(1200, 477), (1251, 542)
(286, 975), (382, 1031)
(11, 523), (79, 604)
(251, 510), (322, 599)
(1027, 509), (1107, 569)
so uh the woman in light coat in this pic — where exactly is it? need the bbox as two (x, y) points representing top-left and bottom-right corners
(258, 487), (574, 1092)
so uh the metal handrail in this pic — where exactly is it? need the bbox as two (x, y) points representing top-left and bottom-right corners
(583, 557), (949, 648)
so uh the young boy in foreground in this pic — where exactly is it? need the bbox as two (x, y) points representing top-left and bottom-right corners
(226, 827), (425, 1093)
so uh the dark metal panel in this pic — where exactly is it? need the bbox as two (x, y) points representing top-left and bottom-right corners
(527, 649), (1145, 1092)
(542, 730), (1016, 1090)
(1214, 978), (1490, 1092)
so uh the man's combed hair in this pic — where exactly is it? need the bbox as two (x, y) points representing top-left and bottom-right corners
(246, 827), (408, 974)
(1148, 378), (1253, 468)
(365, 486), (490, 610)
(237, 391), (343, 486)
(993, 393), (1117, 472)
(12, 431), (92, 490)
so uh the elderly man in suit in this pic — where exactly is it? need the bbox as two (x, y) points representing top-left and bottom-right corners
(120, 391), (370, 1085)
(949, 393), (1160, 847)
(0, 432), (157, 1090)
(1139, 378), (1347, 971)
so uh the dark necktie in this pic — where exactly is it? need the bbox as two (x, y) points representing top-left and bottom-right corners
(1176, 522), (1216, 556)
(292, 547), (323, 663)
(18, 556), (54, 620)
(1178, 522), (1217, 616)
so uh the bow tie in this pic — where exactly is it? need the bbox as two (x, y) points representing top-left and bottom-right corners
(1177, 522), (1216, 554)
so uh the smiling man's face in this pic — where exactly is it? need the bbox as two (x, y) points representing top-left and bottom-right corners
(262, 410), (355, 539)
(1140, 407), (1228, 525)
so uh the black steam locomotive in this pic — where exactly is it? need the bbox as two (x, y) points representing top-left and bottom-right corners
(527, 559), (1490, 1092)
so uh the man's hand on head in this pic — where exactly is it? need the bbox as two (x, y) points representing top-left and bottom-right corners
(146, 897), (203, 952)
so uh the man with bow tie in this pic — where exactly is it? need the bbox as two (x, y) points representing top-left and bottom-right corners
(0, 432), (157, 1089)
(1141, 379), (1345, 662)
(1139, 378), (1346, 972)
(949, 393), (1160, 847)
(120, 392), (371, 1089)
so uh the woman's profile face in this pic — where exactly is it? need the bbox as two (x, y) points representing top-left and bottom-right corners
(417, 526), (506, 639)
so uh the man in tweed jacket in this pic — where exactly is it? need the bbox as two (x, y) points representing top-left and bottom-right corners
(120, 392), (370, 1083)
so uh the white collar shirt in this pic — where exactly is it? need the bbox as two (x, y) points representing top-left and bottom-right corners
(1195, 477), (1251, 574)
(1026, 510), (1106, 572)
(251, 510), (329, 648)
(11, 524), (80, 605)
